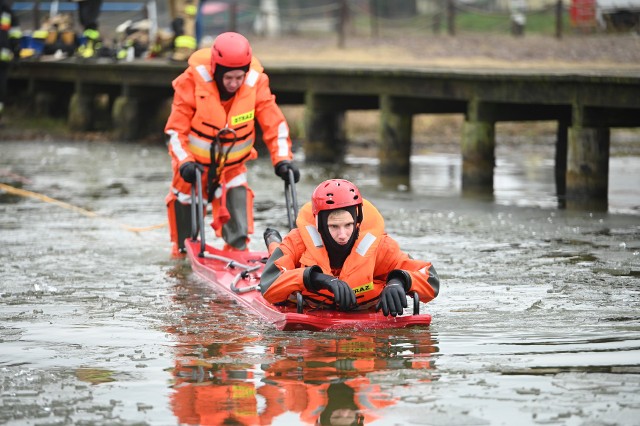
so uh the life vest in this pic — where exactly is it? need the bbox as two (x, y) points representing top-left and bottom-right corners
(167, 48), (263, 169)
(165, 47), (292, 196)
(293, 200), (387, 309)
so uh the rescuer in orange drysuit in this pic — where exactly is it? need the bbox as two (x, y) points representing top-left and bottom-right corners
(260, 179), (440, 316)
(165, 31), (299, 257)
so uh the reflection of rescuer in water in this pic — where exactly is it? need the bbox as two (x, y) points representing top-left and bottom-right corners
(170, 342), (286, 425)
(169, 330), (438, 425)
(171, 359), (385, 426)
(166, 273), (286, 425)
(261, 334), (438, 425)
(262, 373), (390, 425)
(318, 382), (365, 426)
(170, 371), (285, 425)
(260, 179), (440, 316)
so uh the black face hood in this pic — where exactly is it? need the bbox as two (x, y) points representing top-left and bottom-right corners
(317, 206), (359, 269)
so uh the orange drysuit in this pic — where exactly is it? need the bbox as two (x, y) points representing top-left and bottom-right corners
(165, 48), (293, 251)
(260, 199), (440, 309)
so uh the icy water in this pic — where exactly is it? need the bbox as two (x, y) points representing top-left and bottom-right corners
(1, 139), (639, 425)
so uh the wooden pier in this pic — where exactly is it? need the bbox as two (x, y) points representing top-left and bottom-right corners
(8, 59), (640, 210)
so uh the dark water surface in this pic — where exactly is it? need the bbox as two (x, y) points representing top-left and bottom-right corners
(1, 139), (639, 425)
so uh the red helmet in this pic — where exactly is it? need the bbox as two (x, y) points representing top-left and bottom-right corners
(311, 179), (362, 216)
(210, 32), (252, 71)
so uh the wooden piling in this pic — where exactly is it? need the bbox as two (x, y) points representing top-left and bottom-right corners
(461, 99), (495, 193)
(379, 95), (412, 188)
(566, 104), (610, 210)
(303, 92), (347, 163)
(68, 89), (94, 131)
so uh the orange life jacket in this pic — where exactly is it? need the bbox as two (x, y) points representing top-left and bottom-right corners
(165, 48), (292, 211)
(166, 48), (291, 172)
(164, 48), (293, 241)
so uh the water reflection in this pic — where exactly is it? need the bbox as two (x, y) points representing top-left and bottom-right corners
(170, 332), (439, 425)
(167, 267), (439, 425)
(2, 139), (640, 425)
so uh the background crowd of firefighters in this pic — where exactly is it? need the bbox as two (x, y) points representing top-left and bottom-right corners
(0, 0), (204, 125)
(0, 0), (203, 62)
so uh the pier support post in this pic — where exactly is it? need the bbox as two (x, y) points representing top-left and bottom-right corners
(462, 99), (495, 193)
(379, 95), (412, 188)
(34, 92), (57, 117)
(303, 92), (347, 163)
(113, 86), (168, 141)
(555, 120), (568, 208)
(566, 104), (610, 211)
(38, 84), (74, 118)
(112, 96), (140, 141)
(68, 82), (94, 131)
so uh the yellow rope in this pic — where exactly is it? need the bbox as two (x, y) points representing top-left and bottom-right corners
(0, 182), (167, 233)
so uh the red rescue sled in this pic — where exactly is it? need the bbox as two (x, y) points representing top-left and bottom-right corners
(185, 239), (432, 331)
(184, 161), (432, 331)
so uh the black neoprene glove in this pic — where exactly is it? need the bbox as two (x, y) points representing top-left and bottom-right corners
(274, 160), (300, 183)
(303, 266), (356, 311)
(179, 161), (204, 184)
(376, 271), (411, 317)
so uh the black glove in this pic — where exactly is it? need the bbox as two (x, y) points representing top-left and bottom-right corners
(274, 160), (300, 183)
(304, 266), (356, 311)
(179, 161), (204, 184)
(376, 278), (408, 317)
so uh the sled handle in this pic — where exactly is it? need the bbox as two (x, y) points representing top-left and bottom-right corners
(295, 291), (304, 314)
(284, 168), (299, 230)
(409, 291), (420, 315)
(230, 266), (262, 294)
(190, 181), (198, 241)
(189, 167), (206, 257)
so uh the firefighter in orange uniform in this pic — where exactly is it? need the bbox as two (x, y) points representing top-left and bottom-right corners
(165, 31), (299, 257)
(260, 179), (439, 316)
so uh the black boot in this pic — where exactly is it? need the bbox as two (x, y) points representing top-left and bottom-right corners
(174, 202), (193, 252)
(263, 227), (282, 249)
